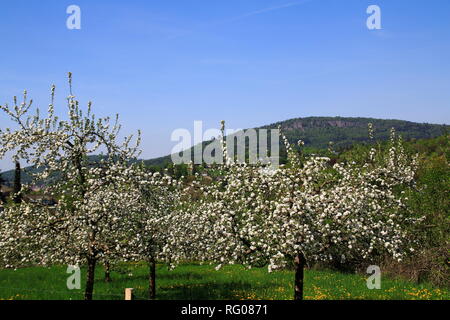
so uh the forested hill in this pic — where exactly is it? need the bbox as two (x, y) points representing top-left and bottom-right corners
(144, 116), (448, 167)
(1, 116), (447, 183)
(265, 116), (448, 148)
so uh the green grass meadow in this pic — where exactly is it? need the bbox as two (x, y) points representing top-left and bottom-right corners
(0, 263), (448, 300)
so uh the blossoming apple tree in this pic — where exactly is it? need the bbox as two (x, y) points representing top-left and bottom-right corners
(174, 122), (420, 300)
(260, 129), (419, 299)
(0, 74), (143, 300)
(118, 166), (182, 299)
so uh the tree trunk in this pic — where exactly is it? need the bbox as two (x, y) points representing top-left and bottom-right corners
(294, 252), (305, 300)
(149, 257), (156, 300)
(13, 161), (22, 204)
(0, 171), (6, 203)
(104, 261), (112, 282)
(84, 257), (97, 300)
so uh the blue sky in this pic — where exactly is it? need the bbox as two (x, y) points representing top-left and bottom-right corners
(1, 0), (449, 170)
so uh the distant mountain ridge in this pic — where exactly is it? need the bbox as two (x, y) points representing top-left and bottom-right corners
(263, 116), (447, 148)
(1, 116), (447, 183)
(143, 116), (448, 167)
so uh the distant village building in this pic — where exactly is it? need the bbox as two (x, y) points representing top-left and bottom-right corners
(0, 184), (57, 207)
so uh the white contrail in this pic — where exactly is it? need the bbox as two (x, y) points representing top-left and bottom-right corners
(231, 0), (313, 21)
(167, 0), (313, 39)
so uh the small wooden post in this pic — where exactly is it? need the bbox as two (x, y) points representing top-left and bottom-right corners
(125, 288), (134, 300)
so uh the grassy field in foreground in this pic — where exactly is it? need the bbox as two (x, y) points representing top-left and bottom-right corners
(0, 263), (448, 300)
